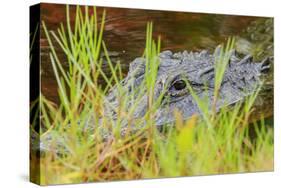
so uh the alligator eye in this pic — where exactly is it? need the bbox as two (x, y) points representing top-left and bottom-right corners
(173, 80), (186, 90)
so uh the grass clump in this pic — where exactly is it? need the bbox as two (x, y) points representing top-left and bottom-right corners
(31, 5), (273, 185)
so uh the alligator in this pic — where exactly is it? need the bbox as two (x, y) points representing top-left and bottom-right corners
(101, 47), (271, 135)
(34, 18), (273, 153)
(35, 46), (271, 153)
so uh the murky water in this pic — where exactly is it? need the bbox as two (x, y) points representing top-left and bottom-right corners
(39, 4), (273, 121)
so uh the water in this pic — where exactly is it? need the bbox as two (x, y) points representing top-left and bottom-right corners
(39, 3), (273, 121)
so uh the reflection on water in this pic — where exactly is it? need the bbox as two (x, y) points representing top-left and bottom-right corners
(40, 3), (272, 117)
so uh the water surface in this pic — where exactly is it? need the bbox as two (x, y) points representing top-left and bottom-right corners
(39, 4), (272, 121)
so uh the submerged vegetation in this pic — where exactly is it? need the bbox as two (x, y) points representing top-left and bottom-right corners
(30, 5), (273, 185)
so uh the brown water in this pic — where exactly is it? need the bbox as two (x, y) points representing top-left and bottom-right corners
(39, 3), (272, 116)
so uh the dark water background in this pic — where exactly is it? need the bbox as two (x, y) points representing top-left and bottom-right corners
(39, 3), (273, 121)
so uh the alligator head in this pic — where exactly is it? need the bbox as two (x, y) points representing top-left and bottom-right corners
(104, 46), (270, 133)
